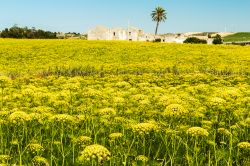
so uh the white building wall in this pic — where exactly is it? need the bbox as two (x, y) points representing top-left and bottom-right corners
(118, 30), (127, 40)
(164, 37), (177, 43)
(88, 26), (154, 42)
(175, 37), (186, 43)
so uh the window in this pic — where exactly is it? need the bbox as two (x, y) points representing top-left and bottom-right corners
(129, 32), (131, 35)
(113, 32), (116, 36)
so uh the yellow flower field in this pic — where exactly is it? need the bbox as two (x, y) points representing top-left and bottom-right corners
(0, 39), (249, 165)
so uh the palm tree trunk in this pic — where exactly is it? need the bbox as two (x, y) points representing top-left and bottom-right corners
(155, 21), (159, 35)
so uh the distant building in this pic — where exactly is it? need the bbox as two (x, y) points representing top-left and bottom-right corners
(160, 33), (187, 43)
(160, 33), (214, 44)
(56, 32), (85, 39)
(88, 26), (154, 41)
(88, 26), (220, 44)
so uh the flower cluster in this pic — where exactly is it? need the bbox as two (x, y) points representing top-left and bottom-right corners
(202, 120), (213, 126)
(50, 114), (75, 124)
(245, 118), (250, 127)
(73, 136), (92, 146)
(132, 122), (158, 135)
(97, 108), (116, 116)
(217, 128), (231, 136)
(10, 139), (18, 145)
(52, 141), (62, 145)
(8, 111), (30, 124)
(115, 81), (131, 88)
(158, 95), (183, 107)
(219, 88), (241, 99)
(237, 142), (250, 150)
(135, 155), (149, 162)
(162, 104), (188, 117)
(32, 156), (49, 166)
(113, 97), (125, 104)
(29, 113), (45, 124)
(109, 133), (123, 140)
(0, 155), (11, 162)
(186, 127), (209, 137)
(208, 97), (226, 107)
(78, 144), (111, 163)
(0, 76), (10, 88)
(83, 88), (102, 98)
(28, 143), (45, 154)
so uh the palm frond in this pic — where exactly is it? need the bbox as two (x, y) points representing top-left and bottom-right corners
(151, 6), (167, 22)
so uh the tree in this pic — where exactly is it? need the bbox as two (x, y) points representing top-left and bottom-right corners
(184, 37), (207, 44)
(151, 6), (167, 35)
(213, 34), (223, 45)
(0, 25), (57, 39)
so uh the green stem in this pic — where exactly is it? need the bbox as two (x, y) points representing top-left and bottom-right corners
(50, 124), (55, 166)
(143, 136), (146, 155)
(1, 87), (3, 111)
(61, 123), (65, 166)
(228, 135), (233, 166)
(18, 144), (22, 166)
(195, 138), (198, 166)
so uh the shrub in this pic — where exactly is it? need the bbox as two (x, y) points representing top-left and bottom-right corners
(213, 34), (223, 45)
(184, 37), (207, 44)
(154, 38), (162, 42)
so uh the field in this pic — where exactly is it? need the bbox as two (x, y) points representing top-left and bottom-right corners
(0, 39), (250, 165)
(223, 32), (250, 42)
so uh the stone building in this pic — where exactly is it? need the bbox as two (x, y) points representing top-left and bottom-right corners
(88, 26), (154, 41)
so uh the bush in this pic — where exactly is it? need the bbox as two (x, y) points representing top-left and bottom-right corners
(213, 34), (223, 45)
(154, 38), (162, 42)
(184, 37), (207, 44)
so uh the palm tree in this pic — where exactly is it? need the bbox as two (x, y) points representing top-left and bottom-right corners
(151, 6), (167, 35)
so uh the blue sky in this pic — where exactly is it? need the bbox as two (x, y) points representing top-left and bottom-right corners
(0, 0), (249, 33)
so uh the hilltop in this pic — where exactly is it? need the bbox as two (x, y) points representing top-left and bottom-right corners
(223, 32), (250, 42)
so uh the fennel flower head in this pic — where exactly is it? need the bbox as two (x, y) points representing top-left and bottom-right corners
(0, 155), (11, 162)
(135, 155), (149, 162)
(10, 139), (19, 145)
(32, 156), (49, 166)
(217, 128), (231, 136)
(28, 143), (44, 154)
(113, 97), (125, 104)
(109, 133), (123, 140)
(209, 97), (226, 107)
(162, 104), (188, 117)
(8, 111), (30, 124)
(73, 136), (92, 145)
(0, 76), (10, 88)
(78, 144), (111, 163)
(29, 113), (45, 124)
(132, 122), (158, 135)
(50, 114), (75, 124)
(245, 118), (250, 127)
(187, 127), (209, 137)
(237, 142), (250, 150)
(115, 81), (131, 88)
(97, 108), (116, 116)
(158, 95), (182, 107)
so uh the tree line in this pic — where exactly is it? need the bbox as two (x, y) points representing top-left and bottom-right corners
(0, 25), (57, 39)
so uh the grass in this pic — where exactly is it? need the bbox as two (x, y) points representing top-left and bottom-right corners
(223, 32), (250, 42)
